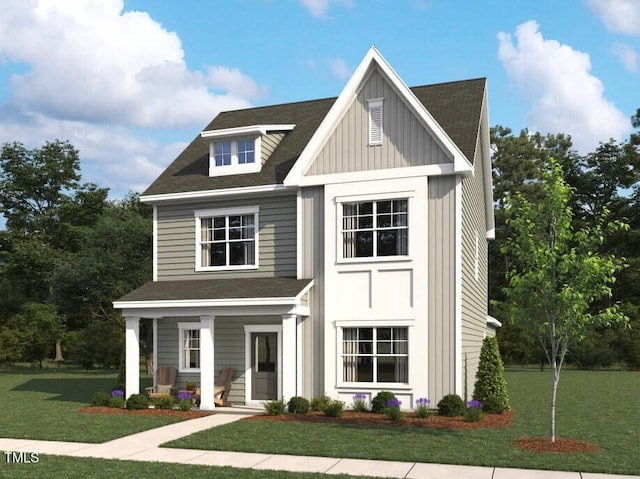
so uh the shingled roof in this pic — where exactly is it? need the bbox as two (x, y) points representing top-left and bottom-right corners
(143, 77), (486, 197)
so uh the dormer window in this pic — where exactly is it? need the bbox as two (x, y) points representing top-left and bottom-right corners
(201, 124), (296, 177)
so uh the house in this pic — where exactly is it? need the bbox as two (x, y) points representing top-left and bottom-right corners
(114, 47), (496, 410)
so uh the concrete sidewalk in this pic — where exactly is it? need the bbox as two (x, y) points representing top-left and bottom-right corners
(1, 413), (638, 479)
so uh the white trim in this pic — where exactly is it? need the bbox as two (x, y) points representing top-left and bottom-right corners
(479, 86), (496, 239)
(116, 304), (310, 319)
(116, 297), (308, 309)
(199, 316), (215, 410)
(367, 97), (384, 146)
(244, 324), (283, 406)
(296, 317), (302, 395)
(152, 318), (158, 387)
(177, 321), (202, 373)
(208, 136), (262, 177)
(194, 206), (260, 272)
(283, 46), (472, 186)
(454, 177), (463, 396)
(296, 188), (302, 279)
(299, 163), (456, 187)
(152, 205), (158, 281)
(487, 315), (502, 328)
(140, 184), (293, 204)
(200, 124), (295, 139)
(125, 317), (140, 398)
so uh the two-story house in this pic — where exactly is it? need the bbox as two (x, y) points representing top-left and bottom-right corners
(115, 47), (497, 410)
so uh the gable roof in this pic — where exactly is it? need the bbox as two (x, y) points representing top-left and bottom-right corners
(142, 54), (486, 199)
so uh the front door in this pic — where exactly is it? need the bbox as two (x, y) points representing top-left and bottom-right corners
(251, 332), (278, 400)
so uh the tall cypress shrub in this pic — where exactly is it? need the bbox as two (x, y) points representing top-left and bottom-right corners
(472, 336), (510, 411)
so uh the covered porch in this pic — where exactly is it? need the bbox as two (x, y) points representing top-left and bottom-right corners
(114, 277), (313, 410)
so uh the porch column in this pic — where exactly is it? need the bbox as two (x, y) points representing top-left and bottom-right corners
(125, 316), (140, 399)
(282, 314), (297, 400)
(199, 315), (215, 410)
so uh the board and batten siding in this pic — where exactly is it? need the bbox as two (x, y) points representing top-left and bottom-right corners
(300, 186), (325, 398)
(427, 175), (456, 403)
(157, 316), (281, 405)
(305, 67), (452, 177)
(156, 194), (297, 280)
(460, 121), (490, 400)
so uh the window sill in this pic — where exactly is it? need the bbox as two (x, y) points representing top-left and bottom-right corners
(196, 264), (259, 272)
(337, 382), (412, 390)
(336, 256), (413, 265)
(179, 368), (201, 374)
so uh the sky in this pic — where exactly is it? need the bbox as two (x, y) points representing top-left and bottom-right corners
(0, 0), (638, 202)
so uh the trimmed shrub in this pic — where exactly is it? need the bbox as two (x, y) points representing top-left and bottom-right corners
(264, 399), (286, 416)
(385, 398), (403, 421)
(152, 395), (175, 410)
(371, 391), (396, 414)
(126, 393), (150, 410)
(91, 391), (111, 407)
(437, 394), (465, 417)
(482, 394), (506, 414)
(323, 399), (344, 417)
(310, 394), (331, 412)
(472, 336), (510, 411)
(287, 396), (310, 414)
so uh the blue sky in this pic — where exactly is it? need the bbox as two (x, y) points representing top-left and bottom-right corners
(0, 0), (638, 203)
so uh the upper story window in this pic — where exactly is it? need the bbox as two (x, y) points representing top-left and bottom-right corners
(367, 98), (384, 145)
(195, 206), (259, 271)
(342, 199), (408, 258)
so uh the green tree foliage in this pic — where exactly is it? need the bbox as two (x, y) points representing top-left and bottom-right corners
(502, 159), (628, 441)
(472, 336), (510, 410)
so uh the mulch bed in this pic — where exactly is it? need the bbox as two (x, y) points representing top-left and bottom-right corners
(244, 409), (514, 429)
(513, 437), (600, 453)
(79, 406), (214, 418)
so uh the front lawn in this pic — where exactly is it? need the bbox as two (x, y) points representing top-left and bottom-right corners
(165, 369), (640, 475)
(0, 367), (185, 443)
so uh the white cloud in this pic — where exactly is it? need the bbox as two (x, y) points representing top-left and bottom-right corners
(612, 42), (639, 72)
(328, 57), (351, 79)
(587, 0), (640, 35)
(497, 21), (631, 153)
(299, 0), (354, 18)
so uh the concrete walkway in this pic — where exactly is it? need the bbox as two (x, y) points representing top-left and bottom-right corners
(1, 412), (638, 479)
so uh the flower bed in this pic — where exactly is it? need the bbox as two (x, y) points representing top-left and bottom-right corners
(79, 406), (213, 418)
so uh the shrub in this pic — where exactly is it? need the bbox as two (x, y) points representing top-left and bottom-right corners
(385, 398), (403, 421)
(472, 336), (510, 411)
(91, 391), (111, 407)
(126, 393), (149, 410)
(351, 393), (368, 412)
(323, 399), (344, 417)
(177, 392), (193, 411)
(152, 395), (175, 410)
(109, 389), (125, 408)
(287, 396), (310, 414)
(482, 394), (506, 414)
(264, 399), (286, 416)
(310, 394), (331, 412)
(437, 394), (465, 417)
(464, 399), (483, 422)
(413, 397), (431, 418)
(371, 391), (396, 414)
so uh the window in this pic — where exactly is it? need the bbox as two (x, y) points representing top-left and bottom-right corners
(237, 139), (255, 164)
(214, 141), (232, 166)
(179, 323), (200, 371)
(342, 327), (408, 383)
(368, 98), (384, 145)
(342, 199), (408, 258)
(209, 137), (260, 175)
(196, 207), (258, 270)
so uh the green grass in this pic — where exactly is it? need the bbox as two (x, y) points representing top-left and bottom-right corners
(166, 369), (640, 475)
(0, 367), (186, 442)
(0, 455), (375, 479)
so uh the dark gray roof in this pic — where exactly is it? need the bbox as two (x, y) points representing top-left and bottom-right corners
(116, 277), (312, 303)
(143, 78), (486, 197)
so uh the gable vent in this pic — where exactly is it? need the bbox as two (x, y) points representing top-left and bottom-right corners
(368, 98), (384, 145)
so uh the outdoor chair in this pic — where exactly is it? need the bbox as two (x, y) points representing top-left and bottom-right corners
(145, 367), (177, 399)
(195, 367), (234, 407)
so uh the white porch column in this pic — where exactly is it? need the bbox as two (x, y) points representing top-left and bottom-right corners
(282, 314), (297, 400)
(125, 317), (140, 399)
(199, 315), (215, 410)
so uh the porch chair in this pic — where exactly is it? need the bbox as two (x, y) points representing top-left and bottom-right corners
(199, 367), (233, 406)
(145, 367), (177, 399)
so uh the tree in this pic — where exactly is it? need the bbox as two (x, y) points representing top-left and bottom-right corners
(472, 336), (510, 411)
(502, 159), (628, 442)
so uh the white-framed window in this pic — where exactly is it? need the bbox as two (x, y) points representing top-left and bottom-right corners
(367, 98), (384, 145)
(209, 137), (261, 176)
(342, 327), (408, 383)
(178, 322), (200, 371)
(195, 206), (259, 271)
(342, 199), (408, 258)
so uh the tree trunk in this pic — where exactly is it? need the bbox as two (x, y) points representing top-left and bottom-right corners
(146, 352), (153, 375)
(550, 359), (559, 443)
(54, 340), (64, 362)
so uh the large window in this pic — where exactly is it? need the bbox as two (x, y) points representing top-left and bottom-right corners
(179, 323), (200, 371)
(196, 207), (258, 270)
(342, 327), (408, 383)
(342, 199), (408, 258)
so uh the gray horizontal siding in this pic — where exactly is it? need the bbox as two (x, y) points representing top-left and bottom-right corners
(306, 67), (452, 177)
(156, 194), (297, 280)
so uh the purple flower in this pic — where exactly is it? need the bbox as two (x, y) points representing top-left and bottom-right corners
(110, 389), (124, 397)
(387, 398), (402, 408)
(353, 393), (367, 401)
(178, 392), (192, 401)
(467, 399), (483, 409)
(416, 397), (431, 406)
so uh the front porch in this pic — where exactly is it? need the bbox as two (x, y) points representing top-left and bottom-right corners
(114, 278), (313, 410)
